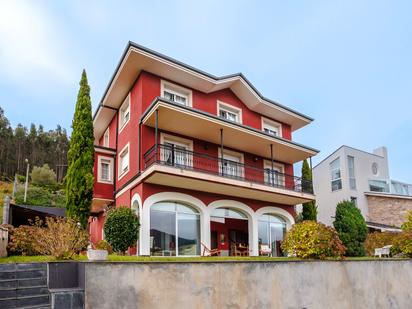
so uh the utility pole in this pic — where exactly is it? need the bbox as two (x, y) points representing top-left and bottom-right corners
(24, 159), (29, 203)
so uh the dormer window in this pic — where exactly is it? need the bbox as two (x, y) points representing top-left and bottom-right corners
(161, 80), (192, 107)
(262, 118), (282, 137)
(119, 94), (130, 131)
(217, 101), (242, 123)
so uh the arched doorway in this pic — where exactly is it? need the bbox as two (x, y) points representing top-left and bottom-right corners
(210, 207), (249, 256)
(150, 201), (200, 256)
(258, 214), (286, 257)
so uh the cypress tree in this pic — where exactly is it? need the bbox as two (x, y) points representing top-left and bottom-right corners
(333, 200), (368, 256)
(66, 70), (94, 228)
(301, 159), (317, 221)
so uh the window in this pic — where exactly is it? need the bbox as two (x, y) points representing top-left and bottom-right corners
(218, 149), (244, 178)
(161, 80), (192, 107)
(150, 201), (200, 256)
(369, 180), (389, 193)
(211, 208), (248, 220)
(258, 214), (286, 257)
(103, 128), (109, 147)
(118, 144), (129, 179)
(264, 160), (284, 186)
(391, 182), (412, 196)
(160, 134), (193, 167)
(119, 95), (130, 130)
(217, 102), (242, 123)
(330, 157), (342, 191)
(98, 156), (113, 183)
(262, 118), (282, 137)
(347, 156), (356, 190)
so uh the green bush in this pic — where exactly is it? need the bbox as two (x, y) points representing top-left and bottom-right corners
(392, 232), (412, 257)
(14, 186), (66, 207)
(364, 231), (399, 256)
(104, 206), (139, 253)
(281, 221), (346, 259)
(31, 164), (57, 187)
(333, 200), (367, 256)
(401, 210), (412, 232)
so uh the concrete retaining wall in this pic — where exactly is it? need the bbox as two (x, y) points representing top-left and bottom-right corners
(85, 260), (412, 309)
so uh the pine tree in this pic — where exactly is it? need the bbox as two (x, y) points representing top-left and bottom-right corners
(66, 70), (95, 228)
(301, 159), (317, 221)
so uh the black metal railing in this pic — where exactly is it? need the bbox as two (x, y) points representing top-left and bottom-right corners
(144, 144), (313, 194)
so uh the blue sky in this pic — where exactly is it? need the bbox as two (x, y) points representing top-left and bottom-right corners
(1, 1), (411, 182)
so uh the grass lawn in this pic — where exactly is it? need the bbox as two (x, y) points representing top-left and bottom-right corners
(0, 254), (406, 263)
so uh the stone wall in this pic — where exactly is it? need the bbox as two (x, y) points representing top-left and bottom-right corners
(367, 195), (412, 227)
(85, 260), (412, 309)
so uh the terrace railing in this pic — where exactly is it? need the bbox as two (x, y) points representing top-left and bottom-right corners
(144, 144), (313, 194)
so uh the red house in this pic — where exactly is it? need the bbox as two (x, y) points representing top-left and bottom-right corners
(90, 42), (318, 257)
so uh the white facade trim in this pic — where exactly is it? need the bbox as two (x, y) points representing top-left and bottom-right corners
(161, 80), (193, 107)
(208, 200), (257, 256)
(261, 117), (283, 138)
(131, 193), (142, 255)
(141, 192), (209, 256)
(117, 142), (130, 180)
(97, 155), (114, 184)
(217, 101), (243, 124)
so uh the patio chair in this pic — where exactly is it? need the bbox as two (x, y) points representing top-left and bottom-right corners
(259, 244), (272, 256)
(201, 242), (221, 256)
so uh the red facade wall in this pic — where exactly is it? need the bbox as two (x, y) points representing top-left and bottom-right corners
(93, 152), (114, 200)
(98, 114), (118, 149)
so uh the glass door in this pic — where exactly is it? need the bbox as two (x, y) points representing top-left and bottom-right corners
(222, 153), (242, 178)
(164, 141), (190, 167)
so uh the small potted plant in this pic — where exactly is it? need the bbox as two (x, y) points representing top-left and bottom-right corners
(87, 240), (112, 261)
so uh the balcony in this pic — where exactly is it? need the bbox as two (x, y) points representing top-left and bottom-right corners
(141, 98), (318, 164)
(142, 144), (315, 205)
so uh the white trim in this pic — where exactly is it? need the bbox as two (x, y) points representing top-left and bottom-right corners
(207, 200), (257, 256)
(141, 192), (209, 256)
(160, 133), (194, 151)
(117, 143), (130, 180)
(261, 117), (282, 138)
(255, 206), (295, 230)
(161, 80), (193, 107)
(118, 94), (131, 133)
(218, 148), (245, 164)
(263, 160), (285, 186)
(97, 155), (114, 184)
(131, 193), (143, 256)
(217, 101), (243, 124)
(94, 147), (116, 155)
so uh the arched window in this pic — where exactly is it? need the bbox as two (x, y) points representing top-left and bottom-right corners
(211, 207), (247, 220)
(150, 201), (200, 256)
(258, 214), (286, 257)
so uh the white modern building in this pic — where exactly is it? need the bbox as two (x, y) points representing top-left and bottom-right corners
(313, 146), (412, 230)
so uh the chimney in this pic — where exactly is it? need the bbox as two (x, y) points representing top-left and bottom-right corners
(373, 146), (388, 158)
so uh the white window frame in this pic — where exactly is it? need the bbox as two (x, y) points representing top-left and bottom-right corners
(98, 156), (114, 184)
(263, 160), (285, 186)
(217, 101), (242, 124)
(118, 143), (130, 180)
(261, 117), (282, 137)
(119, 94), (131, 132)
(218, 148), (244, 178)
(347, 155), (356, 190)
(103, 128), (110, 147)
(160, 133), (193, 167)
(161, 80), (193, 107)
(330, 157), (342, 191)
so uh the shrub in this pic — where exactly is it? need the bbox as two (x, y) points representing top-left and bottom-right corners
(94, 240), (113, 254)
(6, 223), (42, 256)
(281, 221), (346, 259)
(104, 207), (139, 253)
(401, 210), (412, 232)
(31, 217), (89, 259)
(333, 200), (367, 256)
(392, 232), (412, 257)
(31, 164), (57, 187)
(14, 186), (66, 207)
(364, 231), (399, 256)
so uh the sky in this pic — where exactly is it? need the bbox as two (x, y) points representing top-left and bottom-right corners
(0, 0), (411, 182)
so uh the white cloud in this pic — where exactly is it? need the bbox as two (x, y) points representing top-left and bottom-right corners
(0, 1), (76, 84)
